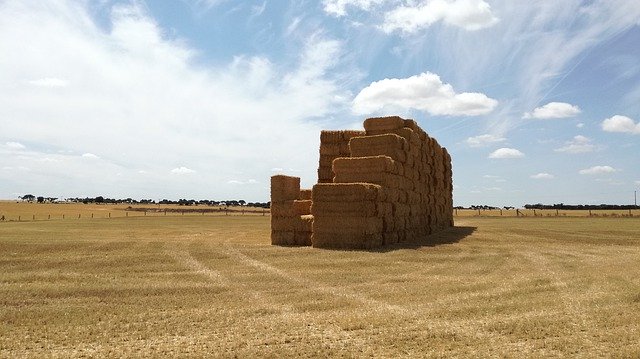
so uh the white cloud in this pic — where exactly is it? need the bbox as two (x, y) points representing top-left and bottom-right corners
(554, 135), (595, 154)
(488, 147), (524, 159)
(0, 1), (350, 200)
(530, 173), (554, 180)
(6, 142), (25, 150)
(482, 174), (499, 179)
(353, 72), (497, 116)
(523, 102), (581, 119)
(227, 179), (259, 185)
(576, 123), (585, 128)
(465, 134), (505, 147)
(81, 153), (99, 159)
(171, 167), (196, 175)
(579, 166), (618, 175)
(28, 77), (68, 88)
(323, 0), (386, 17)
(382, 0), (499, 33)
(601, 115), (640, 134)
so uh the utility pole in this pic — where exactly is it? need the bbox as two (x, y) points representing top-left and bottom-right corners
(635, 190), (637, 208)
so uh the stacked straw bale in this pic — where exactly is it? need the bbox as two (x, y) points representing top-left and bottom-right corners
(272, 115), (453, 249)
(318, 130), (365, 183)
(270, 175), (313, 246)
(310, 116), (453, 248)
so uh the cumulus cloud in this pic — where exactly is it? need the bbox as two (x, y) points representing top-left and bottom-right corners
(323, 0), (386, 17)
(382, 0), (499, 33)
(488, 147), (524, 159)
(530, 173), (554, 180)
(465, 134), (505, 147)
(171, 167), (196, 175)
(81, 153), (100, 159)
(0, 1), (351, 200)
(353, 72), (497, 116)
(554, 135), (595, 154)
(601, 115), (640, 134)
(523, 102), (581, 119)
(579, 166), (618, 175)
(227, 179), (259, 185)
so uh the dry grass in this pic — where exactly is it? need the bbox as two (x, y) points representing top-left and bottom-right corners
(1, 212), (639, 357)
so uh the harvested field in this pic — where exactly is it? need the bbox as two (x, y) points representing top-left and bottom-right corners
(1, 212), (639, 357)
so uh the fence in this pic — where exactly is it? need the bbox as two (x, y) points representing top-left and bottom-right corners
(453, 208), (640, 218)
(0, 206), (271, 222)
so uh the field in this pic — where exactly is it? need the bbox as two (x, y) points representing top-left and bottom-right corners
(1, 204), (640, 357)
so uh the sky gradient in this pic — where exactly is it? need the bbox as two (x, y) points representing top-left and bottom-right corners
(1, 0), (639, 206)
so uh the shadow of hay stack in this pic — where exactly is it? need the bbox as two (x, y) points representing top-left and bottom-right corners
(375, 225), (476, 252)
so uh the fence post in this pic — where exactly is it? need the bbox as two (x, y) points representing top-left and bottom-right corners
(516, 209), (520, 217)
(455, 208), (458, 216)
(78, 214), (81, 219)
(109, 212), (111, 218)
(91, 213), (94, 218)
(33, 214), (35, 220)
(533, 209), (536, 216)
(18, 216), (21, 221)
(500, 209), (503, 216)
(589, 209), (592, 217)
(48, 214), (50, 220)
(63, 214), (65, 219)
(556, 209), (559, 216)
(126, 212), (128, 217)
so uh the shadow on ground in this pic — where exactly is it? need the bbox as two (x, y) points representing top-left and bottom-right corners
(375, 225), (477, 252)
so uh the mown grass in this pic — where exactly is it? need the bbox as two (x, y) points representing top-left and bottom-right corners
(1, 215), (639, 357)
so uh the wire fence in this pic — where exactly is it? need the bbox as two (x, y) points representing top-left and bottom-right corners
(0, 207), (270, 222)
(453, 208), (640, 218)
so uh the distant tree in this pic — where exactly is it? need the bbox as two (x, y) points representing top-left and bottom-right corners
(238, 200), (246, 206)
(20, 194), (35, 202)
(37, 196), (45, 203)
(95, 196), (104, 203)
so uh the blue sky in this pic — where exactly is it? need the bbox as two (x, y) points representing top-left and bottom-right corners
(1, 0), (639, 206)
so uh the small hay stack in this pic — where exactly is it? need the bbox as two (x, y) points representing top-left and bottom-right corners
(270, 175), (313, 246)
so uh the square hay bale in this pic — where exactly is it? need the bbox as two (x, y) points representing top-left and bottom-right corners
(294, 231), (312, 246)
(320, 130), (343, 144)
(342, 130), (366, 140)
(332, 155), (396, 175)
(319, 143), (341, 156)
(363, 116), (405, 132)
(333, 172), (401, 189)
(293, 200), (312, 215)
(271, 175), (300, 202)
(319, 155), (336, 168)
(317, 167), (334, 182)
(271, 230), (295, 245)
(350, 134), (408, 163)
(311, 200), (379, 217)
(313, 216), (383, 234)
(299, 189), (312, 200)
(312, 183), (381, 202)
(270, 201), (296, 217)
(271, 216), (298, 231)
(295, 214), (314, 232)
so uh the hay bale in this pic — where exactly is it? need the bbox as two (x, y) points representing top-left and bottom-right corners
(313, 216), (383, 234)
(333, 172), (401, 189)
(270, 201), (296, 217)
(294, 231), (312, 246)
(271, 230), (295, 245)
(271, 175), (300, 202)
(312, 183), (381, 202)
(295, 214), (314, 232)
(332, 155), (396, 175)
(350, 134), (407, 163)
(363, 116), (405, 132)
(319, 143), (341, 156)
(312, 201), (379, 217)
(342, 130), (366, 140)
(320, 130), (343, 144)
(299, 189), (312, 200)
(317, 167), (334, 182)
(293, 200), (312, 216)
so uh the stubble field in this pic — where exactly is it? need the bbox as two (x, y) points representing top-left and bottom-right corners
(1, 205), (639, 357)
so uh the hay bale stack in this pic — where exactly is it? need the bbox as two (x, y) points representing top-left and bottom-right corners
(270, 175), (313, 246)
(272, 115), (453, 249)
(311, 183), (385, 249)
(317, 130), (365, 183)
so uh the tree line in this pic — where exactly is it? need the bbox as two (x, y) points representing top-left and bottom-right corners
(523, 203), (639, 210)
(18, 194), (269, 208)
